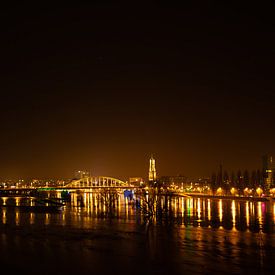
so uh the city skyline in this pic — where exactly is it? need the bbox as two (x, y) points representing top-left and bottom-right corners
(0, 154), (271, 184)
(1, 3), (275, 180)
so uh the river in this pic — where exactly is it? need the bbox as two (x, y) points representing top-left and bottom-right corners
(0, 191), (274, 274)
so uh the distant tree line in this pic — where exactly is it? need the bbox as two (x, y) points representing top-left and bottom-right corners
(210, 166), (275, 196)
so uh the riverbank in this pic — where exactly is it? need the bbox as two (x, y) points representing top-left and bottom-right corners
(181, 193), (272, 202)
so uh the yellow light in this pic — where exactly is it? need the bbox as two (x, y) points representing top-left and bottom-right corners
(207, 199), (211, 221)
(246, 201), (250, 227)
(231, 200), (236, 230)
(217, 187), (223, 195)
(2, 210), (7, 224)
(181, 197), (184, 217)
(230, 188), (236, 195)
(197, 198), (201, 221)
(219, 199), (223, 223)
(45, 213), (50, 225)
(16, 212), (20, 226)
(257, 202), (263, 229)
(2, 197), (7, 206)
(256, 187), (263, 197)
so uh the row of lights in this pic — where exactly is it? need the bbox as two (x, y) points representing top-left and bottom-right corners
(216, 187), (264, 196)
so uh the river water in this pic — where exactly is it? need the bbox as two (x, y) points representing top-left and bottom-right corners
(0, 192), (275, 274)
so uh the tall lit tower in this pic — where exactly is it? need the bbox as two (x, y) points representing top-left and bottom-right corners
(149, 155), (157, 182)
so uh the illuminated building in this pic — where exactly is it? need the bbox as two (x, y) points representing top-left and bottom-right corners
(262, 155), (275, 189)
(74, 170), (90, 179)
(129, 177), (144, 186)
(149, 155), (157, 182)
(159, 175), (187, 188)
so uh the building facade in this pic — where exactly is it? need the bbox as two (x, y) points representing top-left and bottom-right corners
(129, 177), (144, 186)
(74, 170), (91, 179)
(262, 155), (275, 189)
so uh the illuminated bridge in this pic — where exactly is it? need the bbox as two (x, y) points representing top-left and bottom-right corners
(65, 176), (129, 189)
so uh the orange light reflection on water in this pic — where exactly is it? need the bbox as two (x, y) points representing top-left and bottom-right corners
(219, 199), (223, 224)
(231, 200), (236, 231)
(246, 201), (250, 228)
(207, 199), (211, 221)
(197, 198), (201, 221)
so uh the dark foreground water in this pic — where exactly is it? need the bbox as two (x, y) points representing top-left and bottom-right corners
(0, 192), (275, 274)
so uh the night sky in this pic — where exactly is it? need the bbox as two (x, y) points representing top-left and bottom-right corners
(1, 3), (274, 180)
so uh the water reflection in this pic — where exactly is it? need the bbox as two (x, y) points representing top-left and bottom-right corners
(0, 192), (275, 274)
(30, 212), (35, 224)
(219, 199), (223, 225)
(0, 193), (275, 233)
(2, 209), (6, 224)
(207, 199), (211, 222)
(232, 200), (236, 230)
(246, 201), (249, 228)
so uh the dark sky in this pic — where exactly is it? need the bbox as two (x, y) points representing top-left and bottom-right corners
(0, 3), (275, 180)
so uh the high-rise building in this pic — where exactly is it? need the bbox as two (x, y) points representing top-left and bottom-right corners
(149, 155), (157, 182)
(74, 170), (90, 179)
(262, 155), (275, 188)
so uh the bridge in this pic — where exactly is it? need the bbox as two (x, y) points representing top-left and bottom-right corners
(64, 176), (129, 189)
(0, 176), (135, 196)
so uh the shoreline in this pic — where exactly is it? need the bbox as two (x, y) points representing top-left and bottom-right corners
(181, 193), (273, 202)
